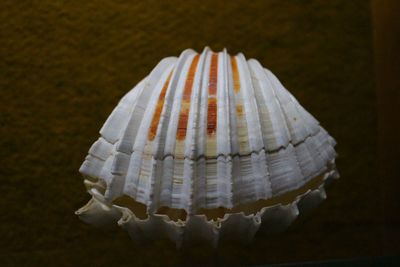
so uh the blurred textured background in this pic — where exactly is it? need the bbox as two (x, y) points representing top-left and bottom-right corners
(0, 0), (398, 266)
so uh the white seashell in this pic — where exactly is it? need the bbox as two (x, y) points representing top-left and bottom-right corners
(76, 47), (339, 248)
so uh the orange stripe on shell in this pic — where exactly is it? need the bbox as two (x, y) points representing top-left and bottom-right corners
(176, 55), (200, 140)
(148, 71), (173, 141)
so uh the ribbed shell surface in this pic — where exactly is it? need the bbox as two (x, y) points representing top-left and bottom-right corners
(79, 48), (337, 216)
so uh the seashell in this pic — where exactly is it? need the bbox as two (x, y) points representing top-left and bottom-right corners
(76, 47), (339, 248)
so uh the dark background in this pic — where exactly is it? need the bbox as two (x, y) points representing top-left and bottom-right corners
(0, 0), (398, 266)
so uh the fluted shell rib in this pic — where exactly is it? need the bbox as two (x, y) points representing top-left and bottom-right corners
(77, 47), (339, 247)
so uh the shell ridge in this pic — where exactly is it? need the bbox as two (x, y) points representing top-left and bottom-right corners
(226, 55), (239, 156)
(149, 49), (195, 210)
(80, 139), (112, 180)
(146, 158), (163, 214)
(205, 52), (219, 157)
(320, 128), (337, 159)
(289, 141), (309, 185)
(152, 50), (195, 159)
(236, 54), (271, 201)
(88, 137), (114, 161)
(235, 54), (264, 151)
(216, 51), (232, 155)
(203, 49), (219, 207)
(285, 102), (325, 182)
(204, 51), (231, 208)
(244, 60), (277, 199)
(183, 47), (209, 213)
(99, 78), (147, 144)
(230, 55), (251, 205)
(164, 54), (197, 155)
(247, 59), (291, 150)
(231, 56), (251, 154)
(140, 71), (178, 205)
(226, 56), (242, 207)
(262, 68), (319, 193)
(80, 79), (147, 184)
(192, 51), (213, 211)
(304, 137), (327, 174)
(294, 99), (321, 135)
(294, 142), (320, 182)
(124, 65), (176, 201)
(107, 60), (175, 196)
(222, 49), (234, 209)
(265, 69), (336, 180)
(106, 59), (177, 201)
(312, 129), (336, 165)
(264, 68), (309, 145)
(172, 51), (205, 212)
(160, 53), (197, 209)
(280, 80), (321, 135)
(214, 50), (233, 208)
(116, 58), (177, 154)
(266, 144), (303, 195)
(259, 72), (310, 185)
(262, 67), (332, 159)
